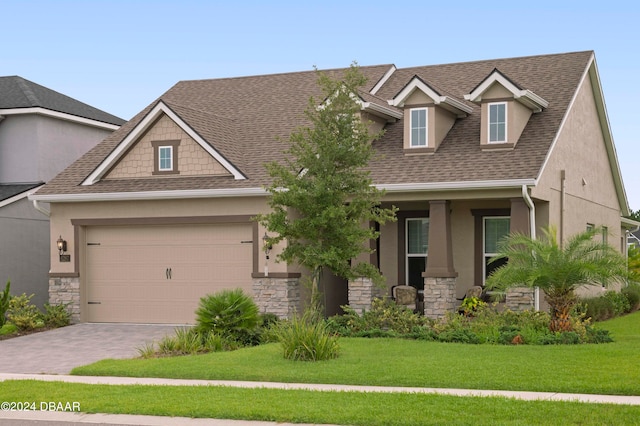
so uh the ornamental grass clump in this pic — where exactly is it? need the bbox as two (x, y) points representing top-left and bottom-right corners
(274, 310), (340, 361)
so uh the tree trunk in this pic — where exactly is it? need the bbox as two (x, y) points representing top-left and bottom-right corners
(545, 290), (577, 332)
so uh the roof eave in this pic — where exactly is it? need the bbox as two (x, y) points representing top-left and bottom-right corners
(377, 179), (537, 192)
(29, 187), (268, 203)
(0, 107), (120, 130)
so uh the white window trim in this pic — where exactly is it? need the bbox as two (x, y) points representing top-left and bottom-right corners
(488, 102), (507, 144)
(158, 146), (174, 171)
(409, 107), (428, 147)
(482, 216), (510, 284)
(406, 217), (429, 285)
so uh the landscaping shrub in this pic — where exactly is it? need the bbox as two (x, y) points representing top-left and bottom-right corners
(622, 282), (640, 312)
(582, 290), (632, 321)
(327, 298), (607, 345)
(139, 328), (232, 358)
(195, 289), (260, 345)
(274, 310), (340, 361)
(0, 323), (17, 336)
(326, 298), (431, 337)
(42, 303), (71, 328)
(7, 293), (43, 330)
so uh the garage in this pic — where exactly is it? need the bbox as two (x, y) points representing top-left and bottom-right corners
(84, 223), (254, 324)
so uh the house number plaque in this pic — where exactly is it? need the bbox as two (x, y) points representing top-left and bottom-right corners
(59, 255), (71, 262)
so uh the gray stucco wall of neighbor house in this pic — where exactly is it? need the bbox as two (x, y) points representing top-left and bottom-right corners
(0, 197), (50, 307)
(0, 114), (114, 183)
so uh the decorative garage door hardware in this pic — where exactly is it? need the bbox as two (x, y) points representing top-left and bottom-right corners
(166, 268), (172, 279)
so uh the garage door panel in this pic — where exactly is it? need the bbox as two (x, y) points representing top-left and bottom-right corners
(86, 223), (253, 324)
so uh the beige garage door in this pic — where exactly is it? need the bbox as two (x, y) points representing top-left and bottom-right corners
(85, 223), (253, 324)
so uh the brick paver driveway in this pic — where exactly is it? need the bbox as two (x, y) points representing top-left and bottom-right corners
(0, 323), (177, 374)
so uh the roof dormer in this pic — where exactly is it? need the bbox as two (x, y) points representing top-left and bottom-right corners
(391, 76), (472, 154)
(465, 69), (548, 151)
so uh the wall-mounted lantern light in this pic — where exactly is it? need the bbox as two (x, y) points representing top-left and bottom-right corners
(262, 232), (273, 277)
(57, 235), (70, 262)
(57, 236), (67, 255)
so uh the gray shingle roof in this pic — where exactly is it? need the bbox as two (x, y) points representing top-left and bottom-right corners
(34, 52), (594, 197)
(0, 76), (125, 126)
(0, 183), (42, 202)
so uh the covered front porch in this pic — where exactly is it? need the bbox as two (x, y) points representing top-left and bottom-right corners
(342, 192), (544, 318)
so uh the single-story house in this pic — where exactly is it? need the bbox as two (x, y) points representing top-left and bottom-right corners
(31, 51), (635, 323)
(0, 76), (124, 306)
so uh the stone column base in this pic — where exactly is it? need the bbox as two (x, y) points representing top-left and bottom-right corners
(423, 276), (457, 319)
(348, 277), (384, 314)
(49, 277), (80, 324)
(505, 287), (534, 311)
(252, 277), (301, 319)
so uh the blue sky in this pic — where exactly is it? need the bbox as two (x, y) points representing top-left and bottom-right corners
(3, 1), (639, 210)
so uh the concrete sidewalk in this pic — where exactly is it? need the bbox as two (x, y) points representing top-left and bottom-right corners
(2, 373), (640, 405)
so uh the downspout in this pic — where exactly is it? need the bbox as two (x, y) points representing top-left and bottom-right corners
(32, 199), (50, 217)
(522, 185), (539, 311)
(560, 170), (566, 247)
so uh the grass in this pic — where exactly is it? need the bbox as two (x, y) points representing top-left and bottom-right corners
(71, 311), (640, 396)
(2, 380), (640, 426)
(3, 312), (640, 425)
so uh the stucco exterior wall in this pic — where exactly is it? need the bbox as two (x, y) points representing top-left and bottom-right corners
(0, 197), (50, 306)
(0, 114), (114, 183)
(532, 72), (622, 249)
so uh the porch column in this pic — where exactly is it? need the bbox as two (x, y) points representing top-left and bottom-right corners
(423, 200), (458, 319)
(506, 197), (534, 311)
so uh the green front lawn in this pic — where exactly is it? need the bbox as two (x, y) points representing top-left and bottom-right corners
(2, 380), (640, 426)
(3, 313), (640, 425)
(71, 311), (640, 396)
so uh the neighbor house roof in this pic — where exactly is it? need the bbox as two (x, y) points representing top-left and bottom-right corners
(0, 76), (125, 126)
(34, 52), (620, 205)
(0, 183), (43, 208)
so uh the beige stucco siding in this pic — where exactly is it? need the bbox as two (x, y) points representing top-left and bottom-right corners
(106, 114), (231, 179)
(532, 72), (622, 249)
(48, 196), (287, 276)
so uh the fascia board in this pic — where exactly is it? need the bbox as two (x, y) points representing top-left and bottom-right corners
(370, 65), (397, 95)
(587, 57), (630, 216)
(377, 179), (536, 192)
(392, 77), (472, 116)
(465, 73), (548, 112)
(29, 187), (268, 203)
(361, 102), (403, 120)
(0, 107), (120, 130)
(0, 185), (44, 208)
(391, 77), (439, 107)
(82, 101), (245, 186)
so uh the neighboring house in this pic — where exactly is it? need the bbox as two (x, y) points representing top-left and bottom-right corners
(0, 76), (125, 306)
(31, 51), (636, 323)
(628, 229), (640, 248)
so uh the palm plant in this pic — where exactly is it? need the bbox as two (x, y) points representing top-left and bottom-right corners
(486, 226), (629, 332)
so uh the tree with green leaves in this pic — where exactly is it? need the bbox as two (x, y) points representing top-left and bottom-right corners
(626, 209), (640, 222)
(257, 64), (396, 307)
(486, 226), (629, 332)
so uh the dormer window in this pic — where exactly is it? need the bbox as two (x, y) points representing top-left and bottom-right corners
(465, 69), (548, 151)
(410, 108), (427, 147)
(391, 76), (471, 155)
(488, 102), (507, 143)
(152, 140), (180, 175)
